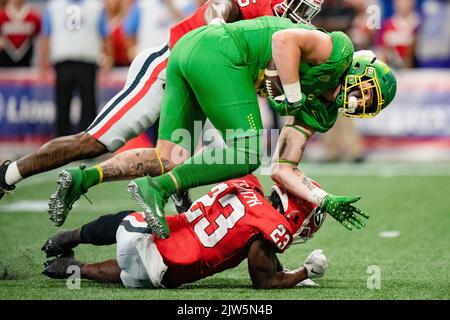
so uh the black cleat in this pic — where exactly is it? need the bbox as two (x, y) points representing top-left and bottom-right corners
(171, 190), (193, 214)
(0, 161), (15, 200)
(41, 230), (79, 258)
(42, 255), (83, 279)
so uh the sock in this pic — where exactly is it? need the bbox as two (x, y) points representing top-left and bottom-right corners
(80, 211), (132, 245)
(152, 173), (178, 197)
(5, 161), (23, 186)
(82, 166), (102, 189)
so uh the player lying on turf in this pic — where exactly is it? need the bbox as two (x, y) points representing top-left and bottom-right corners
(0, 0), (323, 214)
(42, 174), (329, 289)
(123, 19), (396, 239)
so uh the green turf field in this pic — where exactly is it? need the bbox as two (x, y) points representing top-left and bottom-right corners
(0, 162), (449, 300)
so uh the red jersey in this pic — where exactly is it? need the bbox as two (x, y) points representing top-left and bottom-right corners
(0, 4), (41, 66)
(155, 174), (294, 288)
(169, 0), (281, 48)
(110, 24), (131, 67)
(377, 14), (420, 64)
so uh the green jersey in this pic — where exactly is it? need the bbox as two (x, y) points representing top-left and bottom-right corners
(222, 16), (354, 132)
(222, 16), (353, 92)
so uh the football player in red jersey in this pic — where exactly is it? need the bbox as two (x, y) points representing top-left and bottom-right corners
(42, 174), (328, 289)
(0, 0), (41, 67)
(0, 0), (324, 223)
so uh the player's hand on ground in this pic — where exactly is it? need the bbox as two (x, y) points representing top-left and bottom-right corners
(320, 194), (369, 230)
(268, 94), (306, 116)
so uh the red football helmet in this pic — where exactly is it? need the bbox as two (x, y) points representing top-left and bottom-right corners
(270, 180), (327, 244)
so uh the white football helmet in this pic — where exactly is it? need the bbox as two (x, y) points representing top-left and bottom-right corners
(274, 0), (324, 24)
(270, 180), (327, 244)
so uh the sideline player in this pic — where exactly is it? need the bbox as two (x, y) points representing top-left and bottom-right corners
(0, 0), (323, 214)
(42, 174), (329, 289)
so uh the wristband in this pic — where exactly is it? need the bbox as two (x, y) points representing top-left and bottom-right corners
(282, 81), (302, 103)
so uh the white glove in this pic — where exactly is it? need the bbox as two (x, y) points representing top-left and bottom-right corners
(303, 249), (328, 279)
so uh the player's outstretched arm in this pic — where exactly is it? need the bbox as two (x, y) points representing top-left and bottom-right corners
(271, 117), (323, 204)
(247, 239), (308, 289)
(271, 118), (369, 231)
(204, 0), (240, 24)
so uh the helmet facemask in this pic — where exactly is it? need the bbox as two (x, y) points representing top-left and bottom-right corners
(341, 67), (383, 118)
(274, 0), (323, 24)
(339, 51), (397, 118)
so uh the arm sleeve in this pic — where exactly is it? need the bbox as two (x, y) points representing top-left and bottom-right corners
(41, 9), (51, 36)
(123, 3), (140, 37)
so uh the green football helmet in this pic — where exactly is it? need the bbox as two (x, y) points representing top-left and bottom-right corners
(339, 50), (397, 118)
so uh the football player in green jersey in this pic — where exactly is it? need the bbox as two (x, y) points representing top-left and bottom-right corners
(269, 50), (397, 230)
(126, 17), (397, 238)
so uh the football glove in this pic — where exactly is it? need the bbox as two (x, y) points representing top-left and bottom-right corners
(320, 194), (369, 231)
(268, 94), (306, 116)
(303, 249), (327, 279)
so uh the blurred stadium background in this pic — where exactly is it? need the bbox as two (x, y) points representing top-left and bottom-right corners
(1, 0), (449, 162)
(0, 0), (449, 300)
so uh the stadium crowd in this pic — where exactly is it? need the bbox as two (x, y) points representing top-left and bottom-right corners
(0, 0), (449, 162)
(1, 0), (449, 69)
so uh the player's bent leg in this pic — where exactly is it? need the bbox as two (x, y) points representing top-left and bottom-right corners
(49, 140), (186, 226)
(127, 139), (192, 237)
(156, 35), (264, 212)
(19, 132), (107, 178)
(128, 49), (206, 237)
(0, 132), (107, 201)
(43, 211), (131, 254)
(156, 139), (191, 171)
(116, 212), (168, 288)
(86, 45), (169, 153)
(3, 43), (169, 199)
(156, 139), (194, 213)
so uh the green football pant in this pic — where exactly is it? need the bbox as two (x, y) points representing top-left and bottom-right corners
(157, 26), (263, 191)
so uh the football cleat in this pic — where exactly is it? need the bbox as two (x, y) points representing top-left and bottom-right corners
(41, 231), (79, 258)
(48, 165), (89, 227)
(171, 190), (193, 214)
(0, 160), (16, 200)
(303, 249), (328, 279)
(42, 254), (83, 279)
(128, 177), (170, 239)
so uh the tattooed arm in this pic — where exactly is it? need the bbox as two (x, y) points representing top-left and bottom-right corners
(271, 117), (328, 205)
(98, 148), (170, 182)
